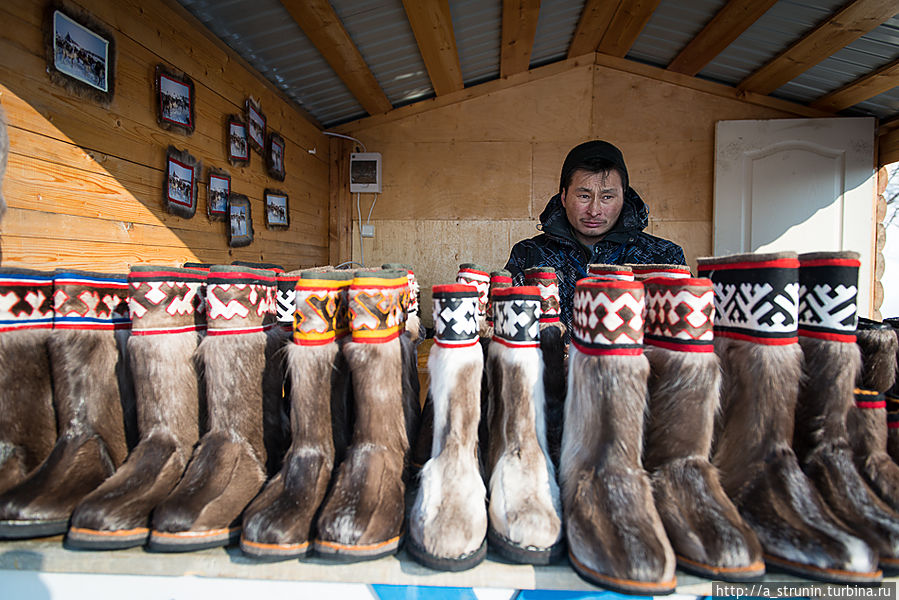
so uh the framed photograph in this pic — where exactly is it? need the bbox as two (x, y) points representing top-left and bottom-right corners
(246, 98), (266, 155)
(226, 115), (250, 167)
(264, 189), (289, 229)
(155, 64), (195, 135)
(206, 168), (230, 220)
(228, 193), (254, 247)
(266, 131), (285, 181)
(164, 146), (201, 219)
(44, 4), (115, 105)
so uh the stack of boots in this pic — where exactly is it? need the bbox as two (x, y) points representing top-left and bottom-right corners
(848, 318), (899, 513)
(408, 284), (487, 571)
(67, 266), (206, 549)
(642, 276), (764, 580)
(0, 269), (56, 495)
(628, 264), (692, 280)
(149, 266), (276, 551)
(0, 270), (133, 539)
(524, 267), (567, 471)
(456, 264), (491, 339)
(587, 264), (633, 280)
(791, 251), (899, 570)
(485, 286), (562, 564)
(562, 278), (675, 594)
(698, 252), (879, 583)
(241, 270), (353, 558)
(314, 269), (409, 561)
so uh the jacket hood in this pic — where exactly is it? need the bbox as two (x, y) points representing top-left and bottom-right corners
(539, 187), (650, 246)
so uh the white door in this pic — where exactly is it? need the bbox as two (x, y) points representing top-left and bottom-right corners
(714, 117), (876, 316)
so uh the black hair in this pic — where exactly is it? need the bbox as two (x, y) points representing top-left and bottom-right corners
(560, 157), (628, 195)
(559, 140), (630, 194)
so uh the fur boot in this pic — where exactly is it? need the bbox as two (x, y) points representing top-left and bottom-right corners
(643, 276), (764, 580)
(848, 318), (899, 514)
(408, 284), (487, 571)
(383, 263), (424, 343)
(524, 267), (566, 471)
(0, 271), (133, 539)
(563, 278), (676, 594)
(486, 286), (562, 564)
(698, 252), (880, 583)
(0, 269), (56, 495)
(313, 270), (409, 561)
(67, 266), (206, 549)
(457, 264), (491, 338)
(628, 264), (692, 280)
(884, 319), (899, 464)
(148, 266), (276, 552)
(587, 264), (633, 280)
(241, 270), (353, 558)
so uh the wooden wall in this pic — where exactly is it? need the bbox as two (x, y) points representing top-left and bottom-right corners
(0, 0), (329, 272)
(339, 57), (801, 326)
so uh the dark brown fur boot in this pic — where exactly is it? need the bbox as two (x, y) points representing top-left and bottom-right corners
(699, 252), (879, 583)
(563, 279), (676, 594)
(486, 286), (562, 565)
(313, 270), (409, 561)
(0, 271), (133, 539)
(149, 266), (276, 552)
(643, 277), (764, 581)
(67, 266), (206, 549)
(408, 284), (487, 571)
(883, 319), (899, 464)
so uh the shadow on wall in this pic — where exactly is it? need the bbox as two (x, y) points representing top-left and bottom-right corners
(0, 550), (51, 600)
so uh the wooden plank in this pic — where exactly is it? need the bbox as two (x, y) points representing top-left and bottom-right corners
(278, 0), (392, 116)
(879, 126), (899, 167)
(597, 0), (662, 58)
(739, 0), (899, 96)
(500, 0), (541, 78)
(329, 137), (353, 266)
(567, 0), (619, 58)
(402, 0), (464, 96)
(811, 57), (899, 112)
(667, 0), (778, 76)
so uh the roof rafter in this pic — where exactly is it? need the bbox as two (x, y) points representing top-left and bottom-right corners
(811, 57), (899, 112)
(402, 0), (464, 96)
(597, 0), (662, 58)
(567, 0), (619, 58)
(501, 0), (541, 78)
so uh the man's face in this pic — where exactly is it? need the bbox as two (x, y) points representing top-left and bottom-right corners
(560, 168), (625, 247)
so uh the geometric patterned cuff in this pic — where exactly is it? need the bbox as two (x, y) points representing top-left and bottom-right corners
(798, 251), (859, 343)
(349, 270), (407, 344)
(491, 286), (541, 348)
(524, 267), (561, 324)
(0, 268), (54, 332)
(628, 263), (692, 280)
(571, 279), (644, 356)
(53, 270), (130, 331)
(643, 277), (714, 352)
(293, 271), (353, 346)
(587, 264), (634, 281)
(433, 284), (479, 348)
(128, 266), (207, 335)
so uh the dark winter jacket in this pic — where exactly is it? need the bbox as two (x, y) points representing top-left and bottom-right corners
(504, 189), (686, 333)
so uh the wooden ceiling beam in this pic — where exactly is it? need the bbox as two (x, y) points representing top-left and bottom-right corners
(597, 0), (662, 58)
(667, 0), (778, 76)
(567, 0), (619, 58)
(402, 0), (464, 96)
(279, 0), (392, 116)
(501, 0), (541, 78)
(739, 0), (899, 96)
(811, 57), (899, 112)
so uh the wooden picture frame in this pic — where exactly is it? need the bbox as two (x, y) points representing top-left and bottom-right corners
(264, 189), (289, 229)
(266, 131), (285, 181)
(228, 193), (253, 247)
(155, 64), (195, 135)
(164, 146), (200, 219)
(226, 115), (250, 167)
(206, 168), (230, 221)
(44, 3), (115, 106)
(246, 97), (266, 156)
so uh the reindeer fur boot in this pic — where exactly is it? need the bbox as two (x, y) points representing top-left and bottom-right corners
(486, 286), (562, 565)
(313, 270), (409, 561)
(457, 264), (491, 338)
(148, 266), (276, 552)
(643, 276), (763, 581)
(563, 278), (676, 594)
(0, 269), (56, 496)
(408, 284), (487, 571)
(67, 266), (206, 549)
(0, 271), (134, 539)
(698, 252), (880, 583)
(241, 270), (353, 558)
(848, 318), (899, 514)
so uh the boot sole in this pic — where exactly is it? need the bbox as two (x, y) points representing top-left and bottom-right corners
(147, 526), (240, 552)
(568, 550), (677, 595)
(66, 526), (149, 550)
(487, 526), (564, 566)
(764, 553), (883, 584)
(239, 537), (311, 560)
(405, 535), (487, 572)
(0, 518), (69, 539)
(676, 553), (765, 582)
(312, 534), (401, 562)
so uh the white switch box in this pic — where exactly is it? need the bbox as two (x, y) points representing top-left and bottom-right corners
(361, 224), (375, 238)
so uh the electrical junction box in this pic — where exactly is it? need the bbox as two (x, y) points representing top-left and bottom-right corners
(350, 152), (382, 193)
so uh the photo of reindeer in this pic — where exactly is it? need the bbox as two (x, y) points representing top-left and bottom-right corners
(207, 172), (229, 216)
(167, 158), (194, 208)
(229, 121), (248, 161)
(231, 203), (248, 237)
(159, 73), (191, 127)
(53, 10), (108, 92)
(265, 191), (289, 228)
(247, 100), (265, 154)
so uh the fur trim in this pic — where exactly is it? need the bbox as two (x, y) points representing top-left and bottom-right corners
(848, 399), (899, 514)
(857, 327), (898, 393)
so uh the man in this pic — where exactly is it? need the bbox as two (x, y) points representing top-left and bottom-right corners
(505, 140), (686, 332)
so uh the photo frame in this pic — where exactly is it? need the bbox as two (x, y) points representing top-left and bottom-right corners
(164, 146), (201, 219)
(264, 189), (289, 230)
(155, 64), (195, 135)
(228, 193), (254, 247)
(226, 115), (250, 167)
(246, 97), (266, 156)
(266, 131), (285, 181)
(206, 167), (230, 221)
(44, 3), (116, 106)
